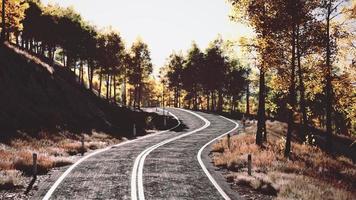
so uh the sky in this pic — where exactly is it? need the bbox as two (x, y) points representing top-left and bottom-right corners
(42, 0), (253, 76)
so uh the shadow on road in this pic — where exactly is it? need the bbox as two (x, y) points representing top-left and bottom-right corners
(171, 120), (188, 132)
(24, 177), (37, 195)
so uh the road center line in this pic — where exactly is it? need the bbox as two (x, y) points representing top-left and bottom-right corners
(131, 108), (182, 200)
(43, 108), (179, 200)
(132, 108), (211, 200)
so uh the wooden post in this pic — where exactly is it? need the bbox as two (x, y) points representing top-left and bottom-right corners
(81, 137), (85, 156)
(242, 114), (246, 129)
(248, 154), (252, 175)
(227, 134), (230, 150)
(33, 153), (37, 178)
(133, 124), (136, 137)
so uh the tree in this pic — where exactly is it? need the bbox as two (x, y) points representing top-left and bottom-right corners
(225, 58), (249, 113)
(0, 0), (28, 42)
(166, 52), (184, 107)
(96, 30), (125, 101)
(321, 0), (349, 152)
(203, 38), (228, 112)
(229, 0), (275, 146)
(182, 42), (204, 110)
(128, 39), (153, 109)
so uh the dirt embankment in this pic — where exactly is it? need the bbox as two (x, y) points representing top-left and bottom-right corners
(0, 43), (176, 198)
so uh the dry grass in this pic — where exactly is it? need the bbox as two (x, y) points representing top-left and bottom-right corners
(0, 170), (24, 190)
(0, 131), (120, 190)
(211, 120), (356, 200)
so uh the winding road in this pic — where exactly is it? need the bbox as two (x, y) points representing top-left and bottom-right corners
(34, 108), (241, 200)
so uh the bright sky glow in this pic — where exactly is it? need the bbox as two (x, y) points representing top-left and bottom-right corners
(42, 0), (254, 76)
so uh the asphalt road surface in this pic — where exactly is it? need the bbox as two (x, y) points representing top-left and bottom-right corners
(34, 108), (241, 200)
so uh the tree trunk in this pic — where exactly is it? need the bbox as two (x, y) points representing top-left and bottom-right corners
(246, 81), (250, 117)
(1, 0), (6, 42)
(211, 92), (214, 111)
(296, 26), (308, 141)
(15, 32), (19, 45)
(256, 69), (266, 146)
(285, 26), (297, 158)
(88, 60), (94, 91)
(122, 75), (127, 106)
(113, 75), (117, 103)
(98, 69), (103, 97)
(178, 88), (181, 108)
(106, 74), (110, 100)
(218, 90), (223, 113)
(325, 1), (333, 153)
(133, 87), (137, 109)
(138, 83), (142, 109)
(206, 93), (210, 111)
(174, 88), (178, 107)
(193, 85), (198, 110)
(80, 61), (84, 85)
(109, 75), (112, 100)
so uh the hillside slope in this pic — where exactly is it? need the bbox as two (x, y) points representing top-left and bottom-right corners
(0, 43), (147, 138)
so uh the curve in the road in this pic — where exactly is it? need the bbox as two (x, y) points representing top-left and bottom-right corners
(197, 115), (239, 200)
(131, 109), (182, 200)
(42, 109), (180, 200)
(131, 108), (211, 200)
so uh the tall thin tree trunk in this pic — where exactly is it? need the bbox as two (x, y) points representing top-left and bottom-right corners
(256, 69), (266, 146)
(122, 74), (127, 106)
(88, 60), (94, 91)
(80, 61), (84, 85)
(15, 32), (19, 45)
(138, 83), (142, 109)
(325, 1), (333, 153)
(178, 88), (181, 108)
(1, 0), (5, 42)
(106, 74), (110, 100)
(246, 81), (250, 117)
(108, 75), (112, 100)
(211, 92), (214, 111)
(206, 93), (210, 111)
(296, 26), (308, 141)
(218, 90), (223, 112)
(98, 69), (103, 97)
(113, 75), (117, 103)
(133, 87), (137, 109)
(285, 26), (297, 158)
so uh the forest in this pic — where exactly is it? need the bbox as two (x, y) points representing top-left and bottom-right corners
(0, 0), (355, 199)
(0, 0), (355, 153)
(161, 0), (355, 157)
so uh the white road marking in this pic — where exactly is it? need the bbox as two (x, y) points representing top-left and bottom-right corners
(131, 108), (182, 200)
(42, 108), (180, 200)
(132, 108), (211, 200)
(197, 115), (239, 200)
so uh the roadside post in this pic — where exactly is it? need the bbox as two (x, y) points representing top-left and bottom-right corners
(227, 134), (230, 150)
(242, 114), (246, 129)
(163, 116), (167, 127)
(248, 154), (252, 175)
(133, 123), (136, 137)
(33, 153), (37, 178)
(81, 136), (85, 156)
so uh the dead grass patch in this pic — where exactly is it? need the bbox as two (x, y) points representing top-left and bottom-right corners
(0, 170), (24, 190)
(211, 120), (356, 199)
(0, 131), (120, 191)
